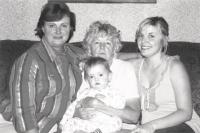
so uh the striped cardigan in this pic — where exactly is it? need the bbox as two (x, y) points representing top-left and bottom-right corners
(9, 41), (83, 133)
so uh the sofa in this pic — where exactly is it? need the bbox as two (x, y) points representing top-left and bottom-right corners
(0, 40), (200, 118)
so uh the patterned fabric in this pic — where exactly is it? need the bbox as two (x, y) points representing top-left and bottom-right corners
(9, 41), (82, 133)
(138, 57), (168, 112)
(60, 58), (139, 133)
(60, 86), (125, 133)
(0, 98), (12, 121)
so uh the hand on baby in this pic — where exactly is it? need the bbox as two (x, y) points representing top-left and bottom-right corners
(81, 96), (105, 108)
(75, 97), (105, 120)
(131, 123), (155, 133)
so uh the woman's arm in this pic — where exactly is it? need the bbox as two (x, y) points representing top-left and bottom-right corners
(133, 58), (193, 133)
(79, 97), (141, 124)
(10, 53), (39, 133)
(97, 98), (141, 124)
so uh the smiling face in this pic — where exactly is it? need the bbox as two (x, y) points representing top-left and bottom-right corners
(86, 64), (111, 90)
(90, 35), (115, 62)
(137, 24), (164, 58)
(42, 15), (71, 51)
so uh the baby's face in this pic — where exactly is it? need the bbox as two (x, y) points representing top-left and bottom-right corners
(86, 64), (110, 90)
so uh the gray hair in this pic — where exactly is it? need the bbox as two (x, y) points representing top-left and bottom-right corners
(82, 21), (122, 54)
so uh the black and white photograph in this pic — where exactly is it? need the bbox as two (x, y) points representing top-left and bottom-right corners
(0, 0), (200, 133)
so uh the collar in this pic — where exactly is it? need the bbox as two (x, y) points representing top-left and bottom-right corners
(42, 38), (68, 62)
(42, 38), (57, 62)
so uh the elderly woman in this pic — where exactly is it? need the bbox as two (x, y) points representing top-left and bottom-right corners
(129, 17), (200, 133)
(74, 21), (141, 133)
(9, 2), (83, 133)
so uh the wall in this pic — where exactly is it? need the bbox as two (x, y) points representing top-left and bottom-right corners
(0, 0), (47, 40)
(0, 0), (200, 42)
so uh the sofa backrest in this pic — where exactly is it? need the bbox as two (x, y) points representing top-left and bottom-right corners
(1, 40), (200, 115)
(0, 40), (36, 101)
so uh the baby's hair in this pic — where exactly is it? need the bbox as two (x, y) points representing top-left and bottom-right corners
(83, 57), (111, 80)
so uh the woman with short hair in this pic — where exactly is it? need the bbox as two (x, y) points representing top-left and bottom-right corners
(10, 2), (83, 133)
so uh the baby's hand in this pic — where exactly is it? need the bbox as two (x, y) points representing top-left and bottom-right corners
(75, 107), (96, 120)
(76, 101), (82, 108)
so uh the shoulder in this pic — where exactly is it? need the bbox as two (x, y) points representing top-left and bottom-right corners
(22, 42), (43, 56)
(67, 44), (85, 53)
(129, 58), (142, 67)
(11, 44), (43, 78)
(113, 58), (139, 72)
(168, 55), (186, 73)
(112, 59), (137, 80)
(168, 55), (189, 81)
(113, 58), (132, 67)
(65, 44), (87, 60)
(14, 43), (46, 67)
(128, 58), (143, 74)
(112, 58), (135, 71)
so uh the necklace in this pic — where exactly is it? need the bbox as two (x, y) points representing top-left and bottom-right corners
(139, 56), (167, 112)
(144, 57), (164, 71)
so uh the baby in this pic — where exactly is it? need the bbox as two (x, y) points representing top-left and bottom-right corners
(59, 56), (126, 133)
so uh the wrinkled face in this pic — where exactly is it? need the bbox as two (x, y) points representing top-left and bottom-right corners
(90, 36), (115, 61)
(86, 64), (111, 90)
(42, 16), (71, 51)
(137, 25), (164, 58)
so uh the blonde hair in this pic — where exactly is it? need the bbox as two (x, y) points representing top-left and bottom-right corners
(135, 16), (169, 53)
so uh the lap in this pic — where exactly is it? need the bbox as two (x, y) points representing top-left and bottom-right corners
(0, 124), (16, 133)
(114, 123), (137, 133)
(155, 123), (194, 133)
(0, 114), (16, 133)
(115, 129), (131, 133)
(115, 123), (194, 133)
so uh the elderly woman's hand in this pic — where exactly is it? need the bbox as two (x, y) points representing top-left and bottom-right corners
(73, 106), (96, 120)
(81, 97), (105, 108)
(131, 123), (155, 133)
(73, 97), (106, 120)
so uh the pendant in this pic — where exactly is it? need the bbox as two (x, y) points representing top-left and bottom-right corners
(143, 87), (158, 112)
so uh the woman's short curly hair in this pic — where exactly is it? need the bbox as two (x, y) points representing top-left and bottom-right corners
(35, 2), (75, 41)
(82, 21), (122, 54)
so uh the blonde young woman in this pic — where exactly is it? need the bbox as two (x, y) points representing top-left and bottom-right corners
(128, 16), (200, 133)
